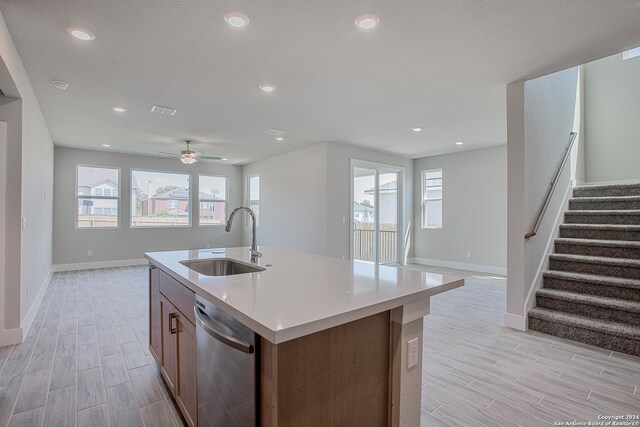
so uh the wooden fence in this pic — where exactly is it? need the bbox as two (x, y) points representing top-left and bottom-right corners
(353, 224), (398, 263)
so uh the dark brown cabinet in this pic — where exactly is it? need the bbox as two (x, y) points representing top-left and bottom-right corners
(149, 266), (197, 426)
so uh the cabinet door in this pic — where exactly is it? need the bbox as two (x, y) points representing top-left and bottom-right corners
(160, 294), (178, 395)
(176, 317), (197, 427)
(149, 267), (162, 362)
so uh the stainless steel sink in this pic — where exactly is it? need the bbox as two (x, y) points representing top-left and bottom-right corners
(180, 258), (265, 276)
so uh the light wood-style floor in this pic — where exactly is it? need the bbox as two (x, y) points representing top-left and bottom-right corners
(0, 267), (183, 427)
(407, 264), (640, 427)
(0, 265), (638, 427)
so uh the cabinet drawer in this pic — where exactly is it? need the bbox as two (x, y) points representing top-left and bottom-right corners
(159, 271), (195, 324)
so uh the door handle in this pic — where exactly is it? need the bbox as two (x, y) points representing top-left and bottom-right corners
(194, 307), (254, 354)
(169, 313), (178, 334)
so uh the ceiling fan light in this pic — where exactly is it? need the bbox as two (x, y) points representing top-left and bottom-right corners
(180, 153), (198, 165)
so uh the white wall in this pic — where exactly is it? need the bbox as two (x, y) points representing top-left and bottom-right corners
(241, 143), (329, 255)
(584, 52), (640, 183)
(0, 121), (6, 332)
(241, 142), (413, 260)
(411, 145), (507, 273)
(53, 147), (244, 266)
(506, 67), (579, 329)
(0, 7), (54, 339)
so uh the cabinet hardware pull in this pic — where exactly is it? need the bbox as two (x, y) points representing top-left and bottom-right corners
(169, 313), (178, 334)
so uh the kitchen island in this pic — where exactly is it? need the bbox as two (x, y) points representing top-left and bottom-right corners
(145, 246), (463, 427)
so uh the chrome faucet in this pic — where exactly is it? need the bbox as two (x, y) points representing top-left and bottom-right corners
(225, 207), (262, 263)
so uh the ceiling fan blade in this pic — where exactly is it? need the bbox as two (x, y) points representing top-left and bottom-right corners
(158, 151), (179, 157)
(198, 155), (223, 160)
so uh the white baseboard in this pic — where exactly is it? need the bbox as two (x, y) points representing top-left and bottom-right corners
(407, 257), (506, 276)
(0, 327), (23, 346)
(53, 258), (148, 272)
(20, 268), (52, 339)
(504, 312), (527, 331)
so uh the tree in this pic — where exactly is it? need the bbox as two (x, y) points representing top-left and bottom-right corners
(154, 209), (169, 217)
(361, 199), (373, 208)
(154, 185), (178, 196)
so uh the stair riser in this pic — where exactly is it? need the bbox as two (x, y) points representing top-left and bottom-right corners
(544, 276), (640, 302)
(536, 296), (640, 326)
(549, 258), (640, 280)
(564, 213), (640, 225)
(569, 200), (640, 210)
(554, 243), (640, 260)
(559, 228), (640, 241)
(528, 317), (640, 357)
(574, 187), (640, 198)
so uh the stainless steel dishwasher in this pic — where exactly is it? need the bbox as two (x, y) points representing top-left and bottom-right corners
(194, 294), (257, 427)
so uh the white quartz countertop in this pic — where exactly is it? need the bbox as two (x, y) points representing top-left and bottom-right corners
(145, 246), (464, 343)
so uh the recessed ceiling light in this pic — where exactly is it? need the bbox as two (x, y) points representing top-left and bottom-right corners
(455, 141), (464, 145)
(101, 144), (111, 147)
(221, 158), (228, 161)
(224, 13), (250, 28)
(112, 106), (127, 113)
(259, 84), (276, 93)
(274, 137), (284, 141)
(52, 81), (69, 90)
(355, 14), (380, 30)
(67, 27), (95, 41)
(412, 127), (422, 132)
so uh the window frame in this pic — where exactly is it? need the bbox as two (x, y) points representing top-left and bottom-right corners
(75, 164), (121, 230)
(246, 174), (260, 227)
(197, 174), (230, 227)
(130, 168), (192, 229)
(421, 168), (443, 229)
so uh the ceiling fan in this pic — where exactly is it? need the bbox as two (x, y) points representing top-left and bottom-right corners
(159, 140), (222, 165)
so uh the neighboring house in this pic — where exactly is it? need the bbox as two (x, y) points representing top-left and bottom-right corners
(77, 176), (118, 216)
(364, 180), (398, 225)
(141, 188), (190, 216)
(198, 189), (226, 223)
(354, 201), (374, 223)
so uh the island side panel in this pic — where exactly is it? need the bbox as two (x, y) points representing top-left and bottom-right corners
(260, 311), (391, 427)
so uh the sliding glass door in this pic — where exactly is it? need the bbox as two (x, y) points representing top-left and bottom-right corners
(351, 161), (403, 264)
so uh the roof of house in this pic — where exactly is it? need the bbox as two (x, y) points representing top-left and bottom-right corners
(354, 201), (374, 213)
(77, 167), (118, 187)
(365, 180), (397, 194)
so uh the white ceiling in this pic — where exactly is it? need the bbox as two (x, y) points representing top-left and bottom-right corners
(2, 0), (640, 164)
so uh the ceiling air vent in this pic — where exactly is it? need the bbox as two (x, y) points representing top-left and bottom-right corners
(150, 105), (178, 116)
(264, 128), (286, 137)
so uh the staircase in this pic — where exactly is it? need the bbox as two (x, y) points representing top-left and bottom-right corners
(528, 183), (640, 356)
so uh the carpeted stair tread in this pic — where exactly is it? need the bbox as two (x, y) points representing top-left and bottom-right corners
(549, 253), (640, 268)
(570, 195), (640, 202)
(574, 183), (640, 197)
(543, 270), (640, 290)
(559, 223), (640, 231)
(536, 288), (640, 313)
(554, 238), (640, 249)
(528, 308), (640, 340)
(565, 209), (640, 216)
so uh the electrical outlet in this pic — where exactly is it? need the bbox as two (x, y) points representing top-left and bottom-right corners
(408, 337), (419, 369)
(341, 216), (346, 224)
(87, 250), (93, 257)
(466, 251), (472, 259)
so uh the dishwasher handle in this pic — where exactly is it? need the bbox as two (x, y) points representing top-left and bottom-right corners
(194, 306), (255, 354)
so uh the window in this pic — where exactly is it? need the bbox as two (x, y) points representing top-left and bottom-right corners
(76, 165), (120, 228)
(623, 46), (640, 61)
(198, 175), (228, 225)
(421, 168), (442, 229)
(131, 170), (191, 227)
(247, 175), (260, 225)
